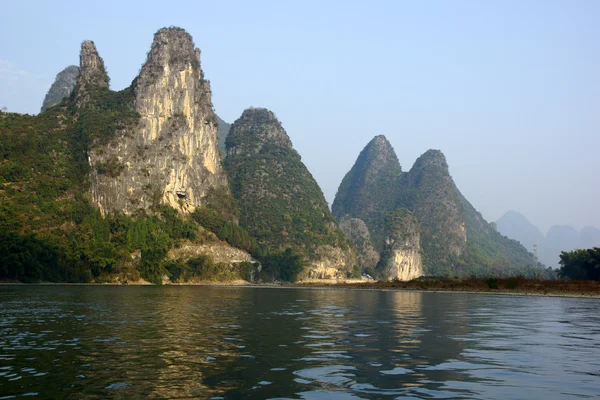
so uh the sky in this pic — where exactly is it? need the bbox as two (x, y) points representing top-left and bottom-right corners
(1, 0), (598, 234)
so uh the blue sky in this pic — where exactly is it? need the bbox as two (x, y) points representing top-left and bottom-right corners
(1, 0), (598, 235)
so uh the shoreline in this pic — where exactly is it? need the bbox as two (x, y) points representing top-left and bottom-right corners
(1, 280), (600, 299)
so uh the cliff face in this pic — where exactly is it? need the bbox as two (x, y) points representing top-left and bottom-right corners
(41, 66), (80, 112)
(73, 41), (109, 109)
(332, 135), (402, 251)
(378, 209), (423, 281)
(224, 108), (356, 277)
(85, 28), (228, 215)
(339, 217), (380, 270)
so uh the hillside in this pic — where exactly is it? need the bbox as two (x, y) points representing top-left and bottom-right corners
(224, 108), (356, 279)
(333, 136), (548, 278)
(0, 28), (252, 284)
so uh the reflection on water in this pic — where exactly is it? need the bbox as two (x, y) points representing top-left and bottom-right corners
(0, 286), (599, 399)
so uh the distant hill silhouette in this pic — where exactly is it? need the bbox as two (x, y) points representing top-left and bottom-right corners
(496, 211), (600, 267)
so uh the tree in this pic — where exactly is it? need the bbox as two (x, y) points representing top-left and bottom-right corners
(559, 248), (600, 280)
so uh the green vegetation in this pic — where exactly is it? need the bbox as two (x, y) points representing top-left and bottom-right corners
(559, 248), (600, 280)
(333, 139), (553, 279)
(332, 135), (403, 251)
(0, 91), (272, 283)
(225, 109), (352, 266)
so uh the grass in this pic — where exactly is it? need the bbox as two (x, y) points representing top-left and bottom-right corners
(293, 277), (600, 296)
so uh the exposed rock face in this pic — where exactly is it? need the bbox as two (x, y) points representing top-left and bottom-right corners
(73, 41), (109, 108)
(168, 242), (254, 265)
(332, 135), (402, 251)
(399, 150), (467, 273)
(225, 107), (356, 277)
(41, 65), (80, 112)
(86, 28), (228, 215)
(339, 217), (380, 270)
(378, 209), (423, 281)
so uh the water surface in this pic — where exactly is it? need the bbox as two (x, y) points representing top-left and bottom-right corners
(0, 286), (598, 399)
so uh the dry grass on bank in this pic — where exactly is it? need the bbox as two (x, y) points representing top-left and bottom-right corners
(293, 277), (600, 297)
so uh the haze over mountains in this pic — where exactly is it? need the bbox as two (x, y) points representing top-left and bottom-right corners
(496, 211), (600, 267)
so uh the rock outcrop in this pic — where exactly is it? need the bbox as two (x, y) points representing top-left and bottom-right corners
(41, 65), (80, 112)
(224, 107), (356, 277)
(168, 242), (255, 265)
(339, 217), (380, 270)
(73, 41), (109, 108)
(378, 209), (423, 281)
(85, 27), (228, 215)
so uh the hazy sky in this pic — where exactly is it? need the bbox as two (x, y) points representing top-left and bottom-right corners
(1, 0), (598, 233)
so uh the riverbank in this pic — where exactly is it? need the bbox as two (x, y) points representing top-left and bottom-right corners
(289, 278), (600, 298)
(2, 278), (600, 298)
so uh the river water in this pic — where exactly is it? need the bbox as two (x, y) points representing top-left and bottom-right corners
(0, 286), (598, 399)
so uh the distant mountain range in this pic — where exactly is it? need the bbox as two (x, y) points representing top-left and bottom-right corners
(496, 211), (600, 267)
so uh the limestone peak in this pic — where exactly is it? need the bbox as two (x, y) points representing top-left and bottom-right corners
(225, 108), (292, 157)
(41, 65), (80, 112)
(411, 149), (449, 175)
(331, 135), (403, 251)
(74, 40), (109, 107)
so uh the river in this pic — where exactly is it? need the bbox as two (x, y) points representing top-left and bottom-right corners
(0, 286), (598, 399)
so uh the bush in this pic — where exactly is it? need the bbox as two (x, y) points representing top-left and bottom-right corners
(486, 277), (499, 289)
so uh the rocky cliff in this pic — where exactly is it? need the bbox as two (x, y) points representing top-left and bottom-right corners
(338, 217), (380, 271)
(224, 108), (356, 277)
(378, 209), (423, 281)
(41, 65), (79, 112)
(83, 28), (228, 215)
(72, 41), (109, 109)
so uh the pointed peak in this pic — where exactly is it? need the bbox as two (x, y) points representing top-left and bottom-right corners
(412, 149), (448, 174)
(74, 40), (109, 108)
(354, 135), (401, 172)
(364, 135), (394, 154)
(137, 26), (202, 89)
(240, 107), (280, 123)
(226, 107), (292, 156)
(371, 134), (390, 145)
(40, 65), (80, 112)
(151, 26), (195, 54)
(79, 40), (109, 88)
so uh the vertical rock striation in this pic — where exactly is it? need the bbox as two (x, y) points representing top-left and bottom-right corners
(86, 27), (228, 215)
(73, 41), (109, 108)
(378, 209), (423, 281)
(339, 217), (380, 271)
(41, 65), (80, 112)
